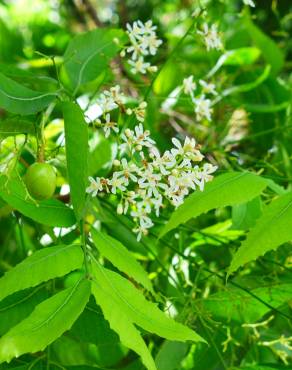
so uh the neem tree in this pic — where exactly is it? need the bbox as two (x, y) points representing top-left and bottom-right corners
(0, 0), (291, 368)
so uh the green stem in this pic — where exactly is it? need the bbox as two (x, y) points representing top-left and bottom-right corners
(37, 102), (56, 162)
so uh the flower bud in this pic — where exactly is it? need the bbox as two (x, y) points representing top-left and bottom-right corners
(117, 203), (124, 214)
(113, 159), (121, 166)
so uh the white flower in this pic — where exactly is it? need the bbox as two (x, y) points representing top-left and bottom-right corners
(243, 0), (255, 6)
(126, 37), (144, 60)
(115, 158), (138, 185)
(86, 177), (103, 196)
(138, 166), (166, 197)
(132, 224), (149, 241)
(129, 57), (150, 74)
(199, 80), (218, 95)
(197, 23), (223, 51)
(198, 163), (218, 187)
(138, 32), (163, 56)
(103, 113), (119, 138)
(131, 205), (154, 231)
(152, 194), (163, 217)
(171, 138), (184, 157)
(149, 147), (176, 175)
(127, 101), (147, 122)
(109, 85), (125, 105)
(171, 136), (204, 162)
(183, 75), (197, 96)
(138, 20), (157, 35)
(98, 93), (117, 113)
(133, 123), (156, 148)
(109, 172), (127, 194)
(120, 124), (155, 153)
(124, 20), (162, 75)
(126, 21), (142, 37)
(167, 170), (193, 194)
(193, 95), (213, 121)
(164, 185), (186, 208)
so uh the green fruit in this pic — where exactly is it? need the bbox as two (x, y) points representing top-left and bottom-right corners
(25, 162), (56, 200)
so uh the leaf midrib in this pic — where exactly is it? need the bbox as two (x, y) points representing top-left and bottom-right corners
(31, 279), (82, 332)
(95, 231), (149, 288)
(2, 244), (80, 278)
(72, 40), (113, 95)
(0, 87), (59, 102)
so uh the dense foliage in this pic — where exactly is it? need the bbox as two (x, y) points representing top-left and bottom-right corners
(0, 0), (291, 369)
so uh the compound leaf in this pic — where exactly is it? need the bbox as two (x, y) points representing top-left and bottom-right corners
(91, 260), (204, 343)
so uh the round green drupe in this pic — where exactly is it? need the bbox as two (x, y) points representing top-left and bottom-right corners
(25, 162), (56, 200)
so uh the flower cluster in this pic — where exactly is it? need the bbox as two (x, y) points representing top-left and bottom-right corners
(182, 76), (217, 122)
(121, 20), (162, 74)
(94, 85), (147, 137)
(86, 123), (217, 240)
(197, 23), (223, 51)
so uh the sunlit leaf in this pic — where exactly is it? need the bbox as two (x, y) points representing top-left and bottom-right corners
(91, 260), (205, 343)
(62, 102), (88, 220)
(0, 244), (83, 302)
(160, 172), (269, 237)
(92, 280), (157, 370)
(228, 191), (292, 275)
(0, 279), (90, 363)
(91, 229), (153, 293)
(62, 28), (126, 93)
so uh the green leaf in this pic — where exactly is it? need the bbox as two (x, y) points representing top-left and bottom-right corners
(0, 175), (76, 227)
(91, 281), (156, 370)
(0, 72), (57, 115)
(222, 65), (271, 98)
(228, 191), (292, 274)
(236, 366), (287, 370)
(91, 260), (204, 343)
(62, 102), (89, 220)
(0, 287), (47, 336)
(69, 299), (124, 367)
(62, 28), (125, 93)
(160, 172), (269, 237)
(0, 244), (83, 302)
(245, 16), (285, 76)
(155, 341), (189, 370)
(208, 47), (261, 77)
(91, 229), (153, 293)
(232, 196), (262, 230)
(0, 117), (35, 137)
(88, 137), (112, 176)
(0, 279), (91, 363)
(243, 101), (290, 113)
(201, 281), (292, 323)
